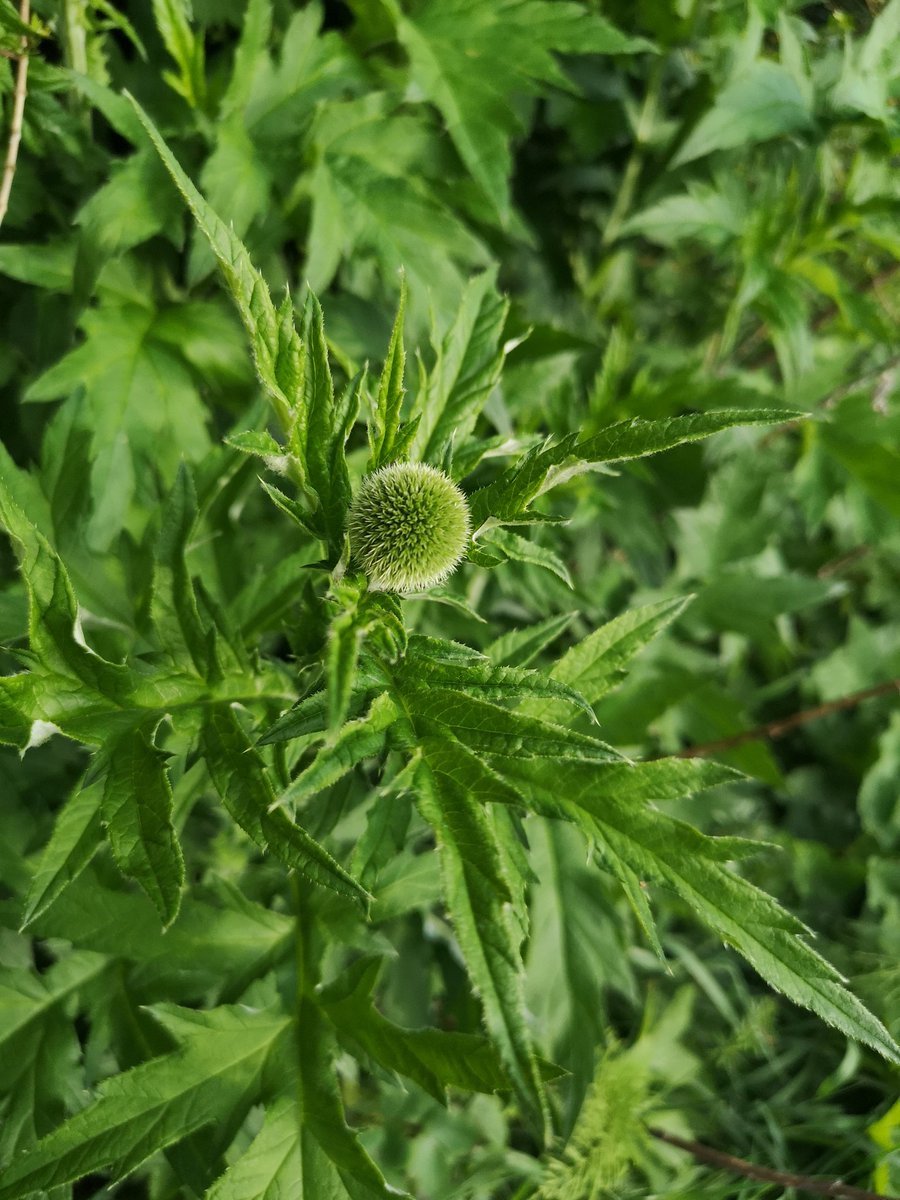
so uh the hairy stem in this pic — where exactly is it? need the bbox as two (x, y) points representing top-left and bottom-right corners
(673, 680), (900, 760)
(0, 0), (30, 228)
(64, 0), (88, 76)
(649, 1126), (892, 1200)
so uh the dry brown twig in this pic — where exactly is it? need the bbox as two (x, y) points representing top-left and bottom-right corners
(649, 1126), (893, 1200)
(0, 0), (31, 228)
(672, 680), (900, 760)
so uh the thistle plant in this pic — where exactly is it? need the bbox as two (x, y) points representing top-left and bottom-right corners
(347, 462), (470, 592)
(0, 81), (896, 1200)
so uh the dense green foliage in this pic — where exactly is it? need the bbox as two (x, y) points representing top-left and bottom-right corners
(1, 1), (899, 1197)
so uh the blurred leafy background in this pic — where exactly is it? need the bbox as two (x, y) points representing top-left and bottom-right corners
(1, 0), (899, 1196)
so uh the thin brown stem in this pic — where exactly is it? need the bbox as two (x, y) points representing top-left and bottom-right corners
(672, 680), (900, 760)
(649, 1127), (892, 1200)
(0, 0), (30, 228)
(817, 545), (870, 579)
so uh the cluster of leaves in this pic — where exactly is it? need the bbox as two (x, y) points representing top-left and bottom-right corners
(2, 1), (900, 1197)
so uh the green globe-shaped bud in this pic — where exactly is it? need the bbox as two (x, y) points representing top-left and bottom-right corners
(347, 462), (470, 592)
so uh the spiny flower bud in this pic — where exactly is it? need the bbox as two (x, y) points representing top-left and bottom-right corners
(347, 462), (470, 593)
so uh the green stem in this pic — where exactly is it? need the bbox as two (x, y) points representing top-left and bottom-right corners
(63, 0), (90, 122)
(64, 0), (88, 72)
(508, 1183), (538, 1200)
(602, 57), (665, 247)
(290, 874), (308, 1001)
(291, 874), (321, 1001)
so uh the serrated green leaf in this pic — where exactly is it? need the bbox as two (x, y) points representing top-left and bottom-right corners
(19, 778), (103, 929)
(0, 676), (37, 750)
(320, 955), (518, 1102)
(0, 1005), (290, 1200)
(832, 0), (900, 121)
(203, 1084), (404, 1199)
(384, 0), (650, 218)
(203, 707), (371, 907)
(549, 596), (692, 709)
(295, 295), (360, 556)
(224, 430), (285, 460)
(414, 743), (549, 1139)
(474, 526), (573, 587)
(272, 693), (399, 810)
(351, 755), (419, 886)
(76, 149), (185, 261)
(0, 952), (108, 1089)
(26, 294), (211, 550)
(369, 278), (407, 470)
(327, 609), (366, 732)
(574, 407), (798, 468)
(400, 685), (620, 763)
(31, 870), (291, 997)
(127, 94), (303, 442)
(496, 756), (900, 1066)
(487, 612), (577, 668)
(258, 690), (331, 746)
(153, 464), (216, 679)
(101, 726), (185, 928)
(674, 61), (812, 166)
(620, 183), (744, 247)
(204, 1097), (305, 1200)
(305, 95), (487, 303)
(410, 269), (509, 465)
(470, 410), (803, 530)
(494, 756), (740, 819)
(258, 478), (314, 532)
(293, 996), (411, 1197)
(402, 638), (596, 723)
(405, 586), (487, 624)
(152, 0), (206, 109)
(0, 479), (131, 701)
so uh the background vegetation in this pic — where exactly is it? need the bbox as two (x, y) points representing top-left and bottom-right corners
(1, 0), (899, 1197)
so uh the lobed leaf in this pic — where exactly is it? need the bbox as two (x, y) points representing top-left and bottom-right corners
(20, 779), (104, 929)
(0, 1005), (291, 1200)
(153, 464), (217, 679)
(383, 0), (650, 219)
(369, 278), (409, 471)
(399, 685), (621, 763)
(470, 526), (573, 587)
(294, 295), (359, 557)
(410, 269), (509, 466)
(320, 955), (518, 1103)
(402, 636), (596, 721)
(496, 756), (900, 1066)
(272, 692), (400, 810)
(469, 410), (805, 530)
(540, 596), (693, 723)
(414, 743), (549, 1139)
(202, 707), (371, 907)
(101, 725), (185, 928)
(127, 95), (303, 446)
